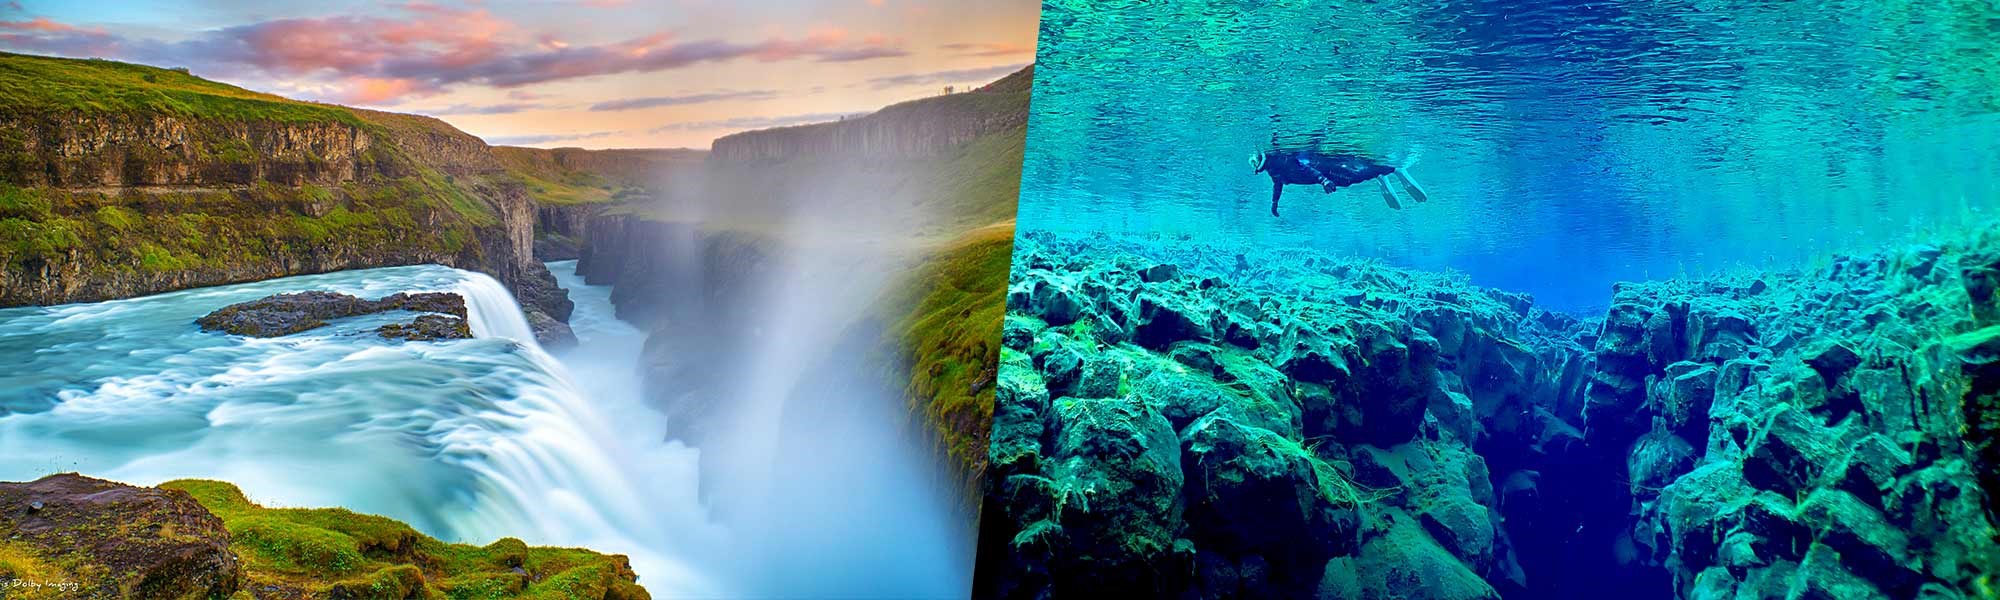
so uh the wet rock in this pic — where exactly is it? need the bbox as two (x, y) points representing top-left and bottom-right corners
(195, 290), (376, 336)
(1001, 315), (1043, 351)
(1417, 492), (1497, 568)
(983, 229), (2000, 600)
(0, 473), (240, 599)
(1039, 396), (1188, 594)
(197, 290), (469, 338)
(1803, 341), (1862, 385)
(1742, 406), (1842, 496)
(524, 309), (578, 348)
(1131, 367), (1236, 431)
(1797, 490), (1920, 597)
(1181, 414), (1354, 593)
(1627, 427), (1696, 499)
(1132, 292), (1213, 349)
(1332, 519), (1499, 600)
(377, 314), (473, 341)
(1030, 332), (1088, 396)
(377, 291), (471, 316)
(512, 263), (575, 322)
(989, 352), (1051, 479)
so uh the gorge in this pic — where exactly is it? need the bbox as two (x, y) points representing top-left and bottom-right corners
(0, 49), (1032, 599)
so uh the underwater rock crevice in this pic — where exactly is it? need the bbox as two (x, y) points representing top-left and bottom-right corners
(976, 226), (2000, 600)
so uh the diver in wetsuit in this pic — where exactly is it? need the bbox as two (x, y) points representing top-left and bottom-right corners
(1250, 149), (1429, 217)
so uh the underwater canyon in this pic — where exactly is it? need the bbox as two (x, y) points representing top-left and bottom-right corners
(975, 223), (2000, 600)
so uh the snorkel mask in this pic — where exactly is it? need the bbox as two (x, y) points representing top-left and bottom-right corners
(1248, 151), (1266, 173)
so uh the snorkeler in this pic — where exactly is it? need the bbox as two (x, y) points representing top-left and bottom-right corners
(1249, 148), (1429, 217)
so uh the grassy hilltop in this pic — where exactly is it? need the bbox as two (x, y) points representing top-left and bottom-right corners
(0, 474), (647, 599)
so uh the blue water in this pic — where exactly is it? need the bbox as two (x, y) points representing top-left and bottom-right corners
(1021, 0), (2000, 310)
(0, 264), (726, 596)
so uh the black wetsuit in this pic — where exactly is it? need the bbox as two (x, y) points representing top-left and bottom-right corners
(1256, 150), (1397, 216)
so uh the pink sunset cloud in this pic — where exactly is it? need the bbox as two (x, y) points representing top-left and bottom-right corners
(0, 4), (911, 104)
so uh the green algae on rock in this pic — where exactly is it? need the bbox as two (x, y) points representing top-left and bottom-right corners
(0, 474), (649, 600)
(975, 225), (2000, 599)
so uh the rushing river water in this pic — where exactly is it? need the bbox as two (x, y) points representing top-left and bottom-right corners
(0, 263), (724, 596)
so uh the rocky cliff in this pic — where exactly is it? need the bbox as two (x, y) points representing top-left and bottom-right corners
(0, 473), (649, 599)
(708, 66), (1032, 163)
(976, 225), (2000, 599)
(0, 52), (571, 340)
(493, 146), (705, 261)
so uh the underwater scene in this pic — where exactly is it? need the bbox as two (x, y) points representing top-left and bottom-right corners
(978, 1), (2000, 599)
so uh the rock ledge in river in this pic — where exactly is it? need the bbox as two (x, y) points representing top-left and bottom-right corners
(196, 290), (470, 340)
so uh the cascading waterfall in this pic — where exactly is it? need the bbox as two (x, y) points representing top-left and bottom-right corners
(0, 263), (724, 597)
(456, 272), (542, 346)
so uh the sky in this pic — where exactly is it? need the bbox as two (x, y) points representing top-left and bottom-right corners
(0, 0), (1039, 149)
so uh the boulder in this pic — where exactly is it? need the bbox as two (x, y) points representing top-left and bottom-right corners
(1330, 519), (1499, 600)
(1041, 396), (1188, 593)
(377, 314), (474, 341)
(1181, 414), (1355, 593)
(0, 473), (240, 599)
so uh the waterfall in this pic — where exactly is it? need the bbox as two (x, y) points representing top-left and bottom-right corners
(0, 264), (723, 597)
(456, 272), (540, 348)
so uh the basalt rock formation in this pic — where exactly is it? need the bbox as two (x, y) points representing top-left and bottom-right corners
(0, 52), (574, 346)
(492, 145), (705, 262)
(975, 225), (2000, 600)
(196, 290), (471, 340)
(0, 474), (649, 599)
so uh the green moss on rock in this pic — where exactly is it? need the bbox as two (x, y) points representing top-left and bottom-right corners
(160, 479), (652, 599)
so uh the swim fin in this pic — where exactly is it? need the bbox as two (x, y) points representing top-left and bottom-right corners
(1393, 169), (1430, 203)
(1377, 178), (1405, 210)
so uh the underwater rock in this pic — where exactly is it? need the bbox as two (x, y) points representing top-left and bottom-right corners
(1037, 396), (1188, 594)
(196, 290), (467, 337)
(981, 229), (2000, 600)
(1803, 340), (1862, 384)
(0, 473), (240, 599)
(1181, 413), (1356, 593)
(1333, 519), (1499, 600)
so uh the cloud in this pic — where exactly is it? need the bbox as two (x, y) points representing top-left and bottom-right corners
(940, 41), (1034, 57)
(420, 102), (548, 115)
(648, 111), (867, 132)
(484, 130), (621, 146)
(0, 6), (911, 105)
(588, 89), (778, 112)
(865, 63), (1027, 89)
(0, 17), (77, 32)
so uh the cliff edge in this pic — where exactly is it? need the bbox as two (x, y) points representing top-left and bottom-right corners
(0, 51), (569, 331)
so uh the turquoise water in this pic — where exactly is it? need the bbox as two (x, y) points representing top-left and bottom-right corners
(0, 264), (726, 596)
(1021, 0), (2000, 309)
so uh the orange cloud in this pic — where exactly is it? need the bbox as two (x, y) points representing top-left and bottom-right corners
(0, 17), (82, 33)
